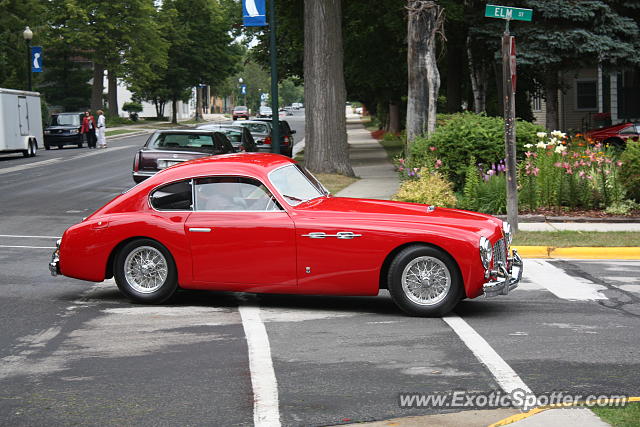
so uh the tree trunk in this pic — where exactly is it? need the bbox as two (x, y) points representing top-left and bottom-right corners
(90, 62), (105, 111)
(171, 97), (178, 124)
(406, 1), (444, 148)
(446, 34), (464, 113)
(108, 70), (118, 117)
(544, 71), (560, 131)
(388, 101), (400, 134)
(303, 0), (354, 176)
(467, 35), (487, 113)
(195, 86), (203, 121)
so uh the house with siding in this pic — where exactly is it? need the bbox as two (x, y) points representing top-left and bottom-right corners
(532, 66), (640, 132)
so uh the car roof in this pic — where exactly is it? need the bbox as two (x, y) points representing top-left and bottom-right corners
(147, 153), (295, 183)
(154, 129), (221, 134)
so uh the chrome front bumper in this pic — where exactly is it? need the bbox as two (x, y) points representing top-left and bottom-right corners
(482, 249), (523, 297)
(49, 239), (60, 276)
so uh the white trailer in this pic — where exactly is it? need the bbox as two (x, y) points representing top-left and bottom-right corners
(0, 88), (43, 157)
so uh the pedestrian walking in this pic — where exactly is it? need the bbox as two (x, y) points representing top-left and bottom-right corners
(80, 111), (97, 148)
(96, 110), (107, 148)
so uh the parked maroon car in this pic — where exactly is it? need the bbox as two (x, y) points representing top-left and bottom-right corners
(132, 130), (235, 183)
(585, 122), (640, 148)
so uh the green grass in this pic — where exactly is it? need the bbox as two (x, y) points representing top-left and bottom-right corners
(513, 231), (640, 247)
(105, 129), (139, 137)
(315, 173), (359, 195)
(591, 402), (640, 427)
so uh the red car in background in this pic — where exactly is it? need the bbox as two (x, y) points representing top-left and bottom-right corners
(232, 106), (250, 120)
(585, 122), (640, 148)
(49, 154), (522, 317)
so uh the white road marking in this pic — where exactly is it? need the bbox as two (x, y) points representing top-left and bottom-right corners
(0, 234), (60, 239)
(443, 314), (532, 406)
(525, 259), (607, 301)
(239, 305), (281, 427)
(0, 245), (55, 249)
(0, 145), (133, 175)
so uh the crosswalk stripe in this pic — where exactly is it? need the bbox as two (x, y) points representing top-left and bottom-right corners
(524, 259), (607, 301)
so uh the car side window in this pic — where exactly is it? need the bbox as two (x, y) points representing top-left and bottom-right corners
(194, 177), (283, 212)
(620, 126), (636, 135)
(150, 180), (193, 211)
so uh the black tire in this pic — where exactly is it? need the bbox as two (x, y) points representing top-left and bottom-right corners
(233, 116), (238, 120)
(77, 142), (83, 148)
(114, 239), (178, 304)
(58, 144), (63, 149)
(44, 143), (50, 150)
(29, 140), (37, 157)
(387, 245), (463, 317)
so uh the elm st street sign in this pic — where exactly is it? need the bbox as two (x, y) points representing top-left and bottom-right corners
(485, 5), (533, 22)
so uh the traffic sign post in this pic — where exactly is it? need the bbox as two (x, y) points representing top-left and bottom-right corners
(485, 5), (533, 233)
(31, 46), (43, 73)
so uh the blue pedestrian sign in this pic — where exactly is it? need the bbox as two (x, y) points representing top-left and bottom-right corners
(242, 0), (266, 26)
(240, 84), (247, 95)
(31, 46), (43, 73)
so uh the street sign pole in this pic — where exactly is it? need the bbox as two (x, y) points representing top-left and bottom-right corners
(486, 4), (532, 233)
(502, 32), (518, 232)
(268, 0), (280, 154)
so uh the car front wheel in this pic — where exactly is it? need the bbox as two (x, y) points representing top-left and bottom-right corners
(387, 245), (463, 317)
(114, 239), (178, 304)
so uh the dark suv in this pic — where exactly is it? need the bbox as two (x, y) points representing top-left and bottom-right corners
(44, 112), (84, 149)
(253, 118), (296, 157)
(132, 129), (235, 183)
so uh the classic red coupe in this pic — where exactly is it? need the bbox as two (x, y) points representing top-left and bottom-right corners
(49, 154), (522, 316)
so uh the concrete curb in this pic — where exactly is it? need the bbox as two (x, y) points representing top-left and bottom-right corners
(496, 214), (640, 223)
(514, 246), (640, 259)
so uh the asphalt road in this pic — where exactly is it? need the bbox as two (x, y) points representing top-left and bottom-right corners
(0, 112), (639, 426)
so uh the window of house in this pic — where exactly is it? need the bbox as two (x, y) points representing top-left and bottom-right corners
(150, 180), (193, 211)
(576, 80), (597, 110)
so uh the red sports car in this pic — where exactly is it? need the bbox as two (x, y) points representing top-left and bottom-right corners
(49, 154), (522, 317)
(585, 122), (640, 148)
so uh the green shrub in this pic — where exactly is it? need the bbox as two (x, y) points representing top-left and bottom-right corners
(122, 101), (143, 113)
(460, 155), (481, 210)
(394, 171), (457, 207)
(410, 112), (544, 189)
(473, 174), (507, 214)
(620, 141), (640, 202)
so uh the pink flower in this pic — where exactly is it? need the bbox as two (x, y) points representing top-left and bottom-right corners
(566, 168), (573, 175)
(525, 151), (534, 158)
(579, 171), (585, 178)
(616, 161), (623, 167)
(605, 170), (611, 175)
(554, 162), (562, 168)
(429, 146), (437, 151)
(435, 159), (442, 169)
(533, 168), (539, 176)
(399, 158), (405, 164)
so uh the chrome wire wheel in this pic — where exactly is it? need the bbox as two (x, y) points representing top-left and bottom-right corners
(401, 256), (451, 306)
(123, 246), (168, 294)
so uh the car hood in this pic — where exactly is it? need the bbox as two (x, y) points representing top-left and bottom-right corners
(296, 196), (502, 234)
(586, 123), (631, 136)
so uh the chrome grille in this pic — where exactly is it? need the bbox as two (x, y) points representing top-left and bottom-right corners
(493, 238), (507, 268)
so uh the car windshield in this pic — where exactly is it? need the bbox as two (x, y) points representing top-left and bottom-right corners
(269, 164), (326, 206)
(51, 114), (80, 126)
(149, 133), (217, 152)
(241, 123), (269, 134)
(234, 106), (247, 112)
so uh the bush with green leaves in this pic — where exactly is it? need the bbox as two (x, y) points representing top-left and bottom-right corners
(410, 112), (544, 190)
(122, 102), (143, 113)
(620, 141), (640, 202)
(393, 170), (457, 207)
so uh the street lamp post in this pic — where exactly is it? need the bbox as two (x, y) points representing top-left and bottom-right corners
(23, 26), (33, 91)
(238, 77), (247, 106)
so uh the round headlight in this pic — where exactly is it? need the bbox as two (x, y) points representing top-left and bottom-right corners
(503, 222), (513, 246)
(479, 236), (493, 269)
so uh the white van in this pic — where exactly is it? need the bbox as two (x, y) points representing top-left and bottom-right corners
(0, 88), (43, 157)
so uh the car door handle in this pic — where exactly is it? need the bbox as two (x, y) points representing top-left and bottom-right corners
(302, 231), (362, 239)
(188, 228), (212, 233)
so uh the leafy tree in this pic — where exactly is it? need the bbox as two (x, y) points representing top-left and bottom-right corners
(0, 0), (45, 90)
(143, 0), (241, 123)
(279, 78), (303, 106)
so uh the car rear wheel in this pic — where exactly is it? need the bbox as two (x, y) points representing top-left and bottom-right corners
(114, 239), (178, 304)
(57, 144), (63, 149)
(387, 245), (462, 317)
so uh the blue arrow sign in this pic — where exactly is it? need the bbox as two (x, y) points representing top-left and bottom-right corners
(31, 46), (43, 73)
(240, 84), (247, 95)
(243, 0), (266, 26)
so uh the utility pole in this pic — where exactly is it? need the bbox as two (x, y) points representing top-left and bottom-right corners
(268, 0), (280, 154)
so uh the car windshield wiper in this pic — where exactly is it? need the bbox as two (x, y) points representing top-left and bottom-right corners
(282, 194), (304, 202)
